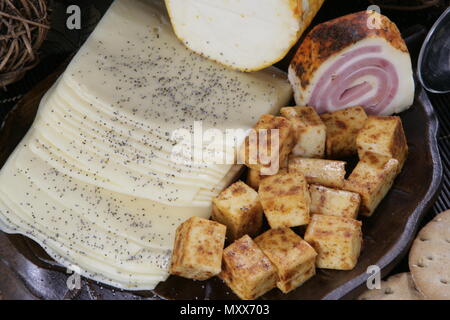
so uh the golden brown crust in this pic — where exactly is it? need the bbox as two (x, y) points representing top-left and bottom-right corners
(239, 114), (294, 172)
(259, 172), (311, 228)
(321, 106), (368, 158)
(290, 11), (408, 89)
(304, 214), (362, 270)
(254, 227), (317, 293)
(356, 115), (408, 172)
(280, 106), (326, 158)
(212, 181), (263, 241)
(167, 0), (325, 72)
(309, 184), (361, 219)
(289, 0), (302, 18)
(288, 157), (346, 189)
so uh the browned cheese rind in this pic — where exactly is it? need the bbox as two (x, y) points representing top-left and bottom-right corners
(288, 157), (346, 188)
(309, 184), (361, 219)
(289, 11), (408, 101)
(259, 172), (311, 228)
(343, 153), (399, 216)
(239, 114), (294, 174)
(320, 106), (368, 158)
(280, 106), (326, 158)
(305, 214), (363, 270)
(356, 115), (408, 172)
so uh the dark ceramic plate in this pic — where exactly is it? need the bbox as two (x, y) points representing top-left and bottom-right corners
(0, 67), (443, 300)
(0, 14), (444, 299)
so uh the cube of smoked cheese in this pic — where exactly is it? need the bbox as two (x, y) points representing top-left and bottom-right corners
(304, 215), (362, 270)
(255, 228), (317, 293)
(280, 106), (326, 158)
(309, 184), (361, 219)
(246, 168), (288, 190)
(212, 181), (263, 241)
(170, 217), (226, 280)
(239, 114), (294, 175)
(356, 116), (408, 172)
(321, 106), (368, 158)
(288, 157), (346, 189)
(220, 235), (277, 300)
(259, 172), (310, 228)
(343, 152), (399, 217)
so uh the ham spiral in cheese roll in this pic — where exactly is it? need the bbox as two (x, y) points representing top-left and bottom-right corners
(288, 11), (415, 116)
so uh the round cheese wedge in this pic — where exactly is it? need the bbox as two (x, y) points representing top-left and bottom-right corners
(165, 0), (325, 71)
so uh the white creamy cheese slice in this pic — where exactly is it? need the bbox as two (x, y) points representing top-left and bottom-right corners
(46, 81), (229, 176)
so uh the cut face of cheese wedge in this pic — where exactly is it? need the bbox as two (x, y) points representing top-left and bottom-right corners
(289, 11), (415, 116)
(63, 3), (292, 132)
(0, 0), (292, 290)
(165, 0), (325, 71)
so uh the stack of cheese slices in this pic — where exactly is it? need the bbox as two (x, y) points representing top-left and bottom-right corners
(0, 0), (292, 290)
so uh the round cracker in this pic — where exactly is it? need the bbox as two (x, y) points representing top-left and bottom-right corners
(358, 272), (423, 300)
(409, 210), (450, 300)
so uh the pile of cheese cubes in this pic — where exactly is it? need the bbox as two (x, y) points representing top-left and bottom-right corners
(170, 105), (408, 300)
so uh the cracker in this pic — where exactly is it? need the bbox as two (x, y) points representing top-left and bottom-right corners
(409, 210), (450, 300)
(358, 273), (423, 300)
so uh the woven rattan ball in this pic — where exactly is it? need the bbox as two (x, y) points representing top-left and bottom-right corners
(0, 0), (50, 88)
